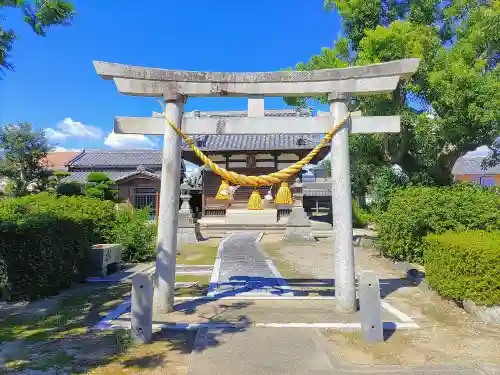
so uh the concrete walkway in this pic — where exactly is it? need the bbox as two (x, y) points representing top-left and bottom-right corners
(187, 326), (489, 375)
(186, 233), (500, 375)
(209, 232), (290, 296)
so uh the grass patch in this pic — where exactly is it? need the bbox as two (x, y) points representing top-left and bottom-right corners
(86, 329), (195, 374)
(177, 239), (219, 265)
(0, 284), (130, 343)
(176, 275), (209, 297)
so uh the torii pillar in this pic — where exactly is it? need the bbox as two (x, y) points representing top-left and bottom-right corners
(329, 92), (355, 311)
(155, 92), (186, 312)
(93, 58), (420, 313)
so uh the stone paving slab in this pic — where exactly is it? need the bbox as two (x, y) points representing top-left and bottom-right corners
(213, 232), (290, 295)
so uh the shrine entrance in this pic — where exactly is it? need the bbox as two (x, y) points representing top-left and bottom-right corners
(94, 58), (420, 314)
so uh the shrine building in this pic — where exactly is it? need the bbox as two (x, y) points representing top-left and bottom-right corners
(62, 105), (329, 216)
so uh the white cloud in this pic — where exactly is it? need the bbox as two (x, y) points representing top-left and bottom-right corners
(58, 118), (102, 139)
(45, 128), (68, 141)
(104, 131), (158, 149)
(53, 146), (82, 152)
(45, 118), (102, 141)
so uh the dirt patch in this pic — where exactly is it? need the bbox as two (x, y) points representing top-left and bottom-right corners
(83, 330), (195, 375)
(262, 237), (500, 366)
(0, 284), (195, 374)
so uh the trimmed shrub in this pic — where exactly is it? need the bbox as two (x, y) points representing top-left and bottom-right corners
(87, 172), (113, 183)
(376, 184), (500, 263)
(0, 193), (117, 300)
(423, 231), (500, 306)
(56, 181), (82, 197)
(0, 215), (92, 300)
(106, 205), (157, 263)
(85, 172), (117, 201)
(8, 193), (116, 242)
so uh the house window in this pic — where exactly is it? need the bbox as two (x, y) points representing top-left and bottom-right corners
(480, 176), (496, 186)
(132, 186), (157, 219)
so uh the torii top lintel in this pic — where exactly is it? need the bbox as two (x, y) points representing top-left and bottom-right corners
(93, 59), (420, 98)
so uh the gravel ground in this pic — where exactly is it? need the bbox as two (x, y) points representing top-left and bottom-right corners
(260, 234), (500, 367)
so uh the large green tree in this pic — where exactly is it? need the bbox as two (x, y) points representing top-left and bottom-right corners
(0, 0), (75, 73)
(0, 122), (53, 195)
(288, 0), (500, 194)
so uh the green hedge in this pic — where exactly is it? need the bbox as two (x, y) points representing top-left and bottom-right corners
(0, 193), (116, 242)
(0, 193), (116, 300)
(107, 204), (157, 263)
(376, 184), (500, 263)
(0, 216), (92, 300)
(424, 231), (500, 306)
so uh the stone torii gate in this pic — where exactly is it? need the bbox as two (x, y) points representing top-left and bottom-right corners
(93, 59), (420, 313)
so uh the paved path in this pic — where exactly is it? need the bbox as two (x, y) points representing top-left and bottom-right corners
(187, 233), (500, 375)
(210, 232), (291, 296)
(187, 327), (491, 375)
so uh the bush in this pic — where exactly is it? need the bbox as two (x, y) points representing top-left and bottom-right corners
(352, 200), (373, 228)
(0, 193), (117, 300)
(106, 205), (157, 263)
(7, 193), (116, 242)
(376, 184), (500, 263)
(56, 182), (82, 197)
(0, 215), (92, 300)
(368, 166), (409, 211)
(423, 231), (500, 306)
(85, 172), (117, 201)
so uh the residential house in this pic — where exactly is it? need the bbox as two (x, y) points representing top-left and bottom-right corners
(452, 156), (500, 186)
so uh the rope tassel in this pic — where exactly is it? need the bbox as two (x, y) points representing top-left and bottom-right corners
(248, 189), (264, 210)
(215, 180), (231, 200)
(274, 182), (293, 205)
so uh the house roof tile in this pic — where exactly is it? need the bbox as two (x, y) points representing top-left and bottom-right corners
(61, 170), (161, 183)
(66, 134), (326, 167)
(452, 156), (500, 175)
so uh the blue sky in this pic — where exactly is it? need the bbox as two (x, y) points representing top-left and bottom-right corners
(0, 0), (340, 152)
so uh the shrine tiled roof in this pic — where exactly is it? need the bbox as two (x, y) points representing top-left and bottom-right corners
(181, 133), (326, 152)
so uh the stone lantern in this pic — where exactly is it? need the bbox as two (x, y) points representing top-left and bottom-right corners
(177, 181), (202, 244)
(282, 177), (314, 242)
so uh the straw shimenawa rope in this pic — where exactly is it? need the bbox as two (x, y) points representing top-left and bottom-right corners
(162, 112), (350, 187)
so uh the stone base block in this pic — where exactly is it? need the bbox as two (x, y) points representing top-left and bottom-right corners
(282, 226), (315, 242)
(131, 273), (154, 344)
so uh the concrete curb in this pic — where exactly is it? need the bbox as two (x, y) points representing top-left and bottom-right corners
(365, 249), (500, 326)
(463, 300), (500, 326)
